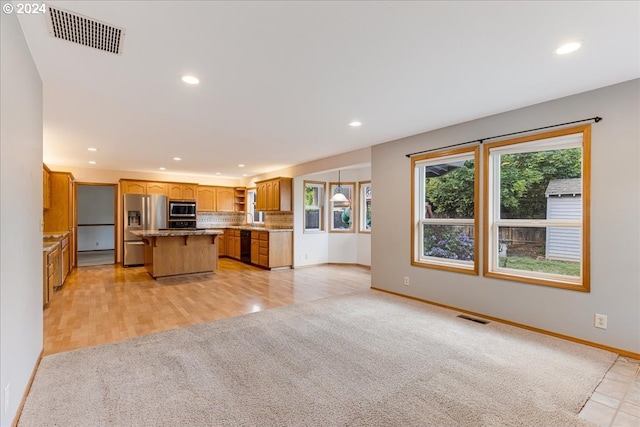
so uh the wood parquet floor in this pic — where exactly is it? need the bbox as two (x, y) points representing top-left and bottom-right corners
(43, 258), (371, 356)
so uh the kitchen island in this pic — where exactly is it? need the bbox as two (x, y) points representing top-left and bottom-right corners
(131, 229), (223, 279)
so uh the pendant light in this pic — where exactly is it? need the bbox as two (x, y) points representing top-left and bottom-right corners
(331, 170), (349, 203)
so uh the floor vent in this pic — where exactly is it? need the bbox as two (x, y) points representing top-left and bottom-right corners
(46, 6), (125, 55)
(457, 314), (490, 324)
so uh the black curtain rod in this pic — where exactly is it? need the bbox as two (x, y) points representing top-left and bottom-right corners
(405, 116), (602, 158)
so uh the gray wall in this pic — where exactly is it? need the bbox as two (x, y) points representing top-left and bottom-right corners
(0, 12), (44, 424)
(77, 185), (116, 251)
(371, 79), (640, 354)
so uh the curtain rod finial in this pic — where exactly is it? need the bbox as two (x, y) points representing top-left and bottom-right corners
(594, 117), (602, 123)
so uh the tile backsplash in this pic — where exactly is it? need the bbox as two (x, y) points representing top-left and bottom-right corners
(197, 212), (245, 228)
(196, 211), (293, 229)
(265, 212), (293, 229)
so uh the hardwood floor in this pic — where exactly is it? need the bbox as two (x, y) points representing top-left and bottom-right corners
(44, 258), (371, 355)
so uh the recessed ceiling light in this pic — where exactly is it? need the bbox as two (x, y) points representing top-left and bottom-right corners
(88, 161), (96, 165)
(181, 75), (199, 85)
(159, 167), (166, 171)
(349, 121), (362, 127)
(238, 164), (245, 168)
(88, 147), (98, 152)
(555, 41), (581, 55)
(173, 157), (182, 161)
(242, 174), (248, 177)
(215, 172), (221, 175)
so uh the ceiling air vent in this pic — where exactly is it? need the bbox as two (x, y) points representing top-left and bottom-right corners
(46, 6), (125, 55)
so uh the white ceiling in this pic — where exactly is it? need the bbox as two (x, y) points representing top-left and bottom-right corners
(16, 1), (640, 179)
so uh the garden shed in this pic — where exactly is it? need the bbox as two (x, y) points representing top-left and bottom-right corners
(545, 178), (581, 262)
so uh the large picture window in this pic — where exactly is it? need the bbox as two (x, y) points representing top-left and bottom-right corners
(304, 181), (325, 232)
(329, 182), (355, 232)
(359, 181), (371, 233)
(483, 125), (590, 291)
(412, 146), (479, 274)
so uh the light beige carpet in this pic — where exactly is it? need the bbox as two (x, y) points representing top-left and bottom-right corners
(20, 290), (615, 426)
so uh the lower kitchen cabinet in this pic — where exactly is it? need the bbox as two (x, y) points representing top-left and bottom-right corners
(43, 246), (61, 306)
(61, 234), (70, 281)
(250, 231), (292, 269)
(217, 231), (227, 257)
(223, 229), (241, 260)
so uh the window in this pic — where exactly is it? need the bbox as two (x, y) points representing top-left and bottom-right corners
(304, 181), (325, 232)
(359, 181), (371, 232)
(329, 182), (355, 232)
(412, 147), (479, 274)
(484, 125), (590, 291)
(246, 189), (264, 224)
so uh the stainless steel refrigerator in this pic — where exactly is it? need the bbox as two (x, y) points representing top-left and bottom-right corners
(123, 194), (167, 266)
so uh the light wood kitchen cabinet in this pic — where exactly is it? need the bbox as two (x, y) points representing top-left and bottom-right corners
(255, 177), (292, 211)
(122, 180), (195, 199)
(197, 186), (216, 211)
(43, 165), (51, 210)
(231, 230), (241, 260)
(146, 182), (167, 195)
(234, 188), (246, 212)
(251, 233), (260, 264)
(44, 171), (76, 271)
(216, 187), (235, 212)
(43, 246), (60, 306)
(61, 234), (70, 281)
(222, 229), (241, 260)
(256, 182), (267, 211)
(197, 186), (238, 212)
(121, 180), (147, 194)
(217, 231), (227, 257)
(168, 183), (197, 200)
(250, 231), (292, 269)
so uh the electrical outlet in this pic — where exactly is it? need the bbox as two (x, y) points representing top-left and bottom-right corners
(4, 383), (9, 414)
(594, 313), (607, 329)
(403, 276), (410, 286)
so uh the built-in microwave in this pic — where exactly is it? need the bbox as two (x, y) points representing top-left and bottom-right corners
(169, 200), (196, 219)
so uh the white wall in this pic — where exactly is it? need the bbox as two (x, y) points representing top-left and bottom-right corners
(0, 12), (44, 425)
(294, 167), (371, 267)
(77, 185), (116, 251)
(371, 79), (640, 354)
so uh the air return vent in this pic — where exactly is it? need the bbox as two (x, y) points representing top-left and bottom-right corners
(457, 314), (490, 325)
(46, 6), (125, 55)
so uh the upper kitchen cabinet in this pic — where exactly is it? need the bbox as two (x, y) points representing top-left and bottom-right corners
(197, 186), (237, 212)
(216, 187), (235, 212)
(197, 186), (216, 211)
(168, 183), (197, 200)
(234, 188), (246, 212)
(146, 182), (167, 195)
(120, 180), (147, 194)
(255, 177), (292, 211)
(43, 164), (51, 210)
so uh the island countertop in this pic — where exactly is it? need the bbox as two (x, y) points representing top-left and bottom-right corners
(131, 229), (224, 238)
(132, 230), (222, 278)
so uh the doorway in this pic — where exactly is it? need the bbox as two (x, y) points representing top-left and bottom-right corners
(77, 184), (117, 267)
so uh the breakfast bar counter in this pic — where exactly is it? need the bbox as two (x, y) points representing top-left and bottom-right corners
(131, 229), (224, 278)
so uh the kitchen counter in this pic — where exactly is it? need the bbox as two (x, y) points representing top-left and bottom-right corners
(131, 229), (224, 238)
(131, 229), (222, 279)
(200, 226), (293, 233)
(43, 231), (69, 252)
